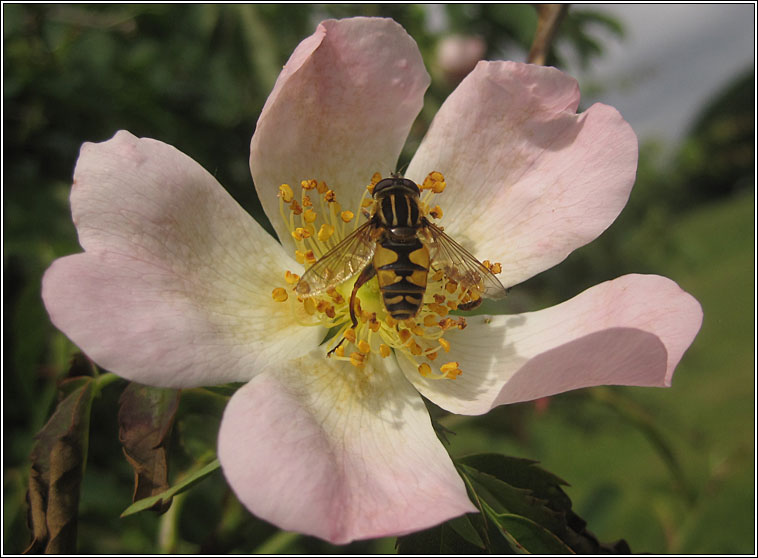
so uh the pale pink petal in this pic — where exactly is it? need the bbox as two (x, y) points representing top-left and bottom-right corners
(407, 61), (638, 288)
(250, 17), (430, 249)
(42, 131), (322, 387)
(399, 275), (703, 415)
(218, 352), (475, 544)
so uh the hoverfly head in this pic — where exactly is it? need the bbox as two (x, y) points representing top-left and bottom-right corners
(372, 176), (420, 200)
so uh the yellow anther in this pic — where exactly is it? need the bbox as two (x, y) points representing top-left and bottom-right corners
(303, 209), (317, 223)
(409, 341), (423, 356)
(423, 314), (438, 327)
(422, 171), (446, 193)
(341, 210), (354, 223)
(490, 262), (502, 274)
(361, 198), (373, 208)
(278, 184), (294, 203)
(304, 250), (317, 265)
(302, 195), (313, 207)
(429, 303), (449, 317)
(292, 227), (311, 240)
(317, 181), (328, 194)
(398, 329), (412, 343)
(295, 250), (306, 264)
(439, 318), (456, 330)
(284, 271), (300, 284)
(289, 200), (302, 215)
(344, 329), (357, 343)
(418, 363), (432, 377)
(303, 298), (316, 315)
(445, 280), (458, 294)
(349, 352), (366, 367)
(447, 300), (459, 310)
(411, 325), (425, 336)
(301, 179), (318, 190)
(438, 338), (451, 352)
(318, 223), (335, 242)
(440, 361), (459, 373)
(371, 172), (382, 185)
(357, 340), (371, 354)
(379, 344), (391, 358)
(456, 317), (467, 330)
(441, 362), (462, 379)
(433, 294), (446, 304)
(334, 345), (345, 357)
(272, 288), (288, 302)
(426, 351), (438, 361)
(385, 315), (398, 328)
(324, 190), (337, 202)
(368, 315), (381, 332)
(431, 270), (445, 282)
(429, 205), (443, 219)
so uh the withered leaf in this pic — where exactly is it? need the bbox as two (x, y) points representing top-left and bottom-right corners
(118, 382), (180, 514)
(25, 373), (95, 554)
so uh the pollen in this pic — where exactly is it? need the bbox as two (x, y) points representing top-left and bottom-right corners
(272, 288), (288, 302)
(303, 209), (317, 223)
(276, 171), (498, 382)
(318, 223), (335, 242)
(278, 183), (294, 203)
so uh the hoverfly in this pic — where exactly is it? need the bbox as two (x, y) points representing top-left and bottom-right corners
(295, 176), (508, 329)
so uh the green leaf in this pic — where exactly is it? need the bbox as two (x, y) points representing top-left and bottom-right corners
(117, 383), (181, 513)
(456, 453), (632, 554)
(491, 513), (574, 554)
(120, 457), (220, 517)
(395, 517), (488, 554)
(25, 366), (96, 553)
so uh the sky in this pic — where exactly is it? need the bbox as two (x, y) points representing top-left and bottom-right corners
(566, 4), (755, 144)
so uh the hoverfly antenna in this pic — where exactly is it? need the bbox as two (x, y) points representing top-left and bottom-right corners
(392, 161), (410, 178)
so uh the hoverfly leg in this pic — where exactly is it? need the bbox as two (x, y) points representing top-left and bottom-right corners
(327, 264), (376, 358)
(327, 337), (346, 357)
(348, 264), (376, 328)
(457, 297), (483, 311)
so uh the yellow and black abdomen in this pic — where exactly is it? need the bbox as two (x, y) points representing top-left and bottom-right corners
(374, 236), (429, 321)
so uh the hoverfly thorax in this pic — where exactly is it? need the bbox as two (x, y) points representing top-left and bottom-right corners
(371, 177), (423, 240)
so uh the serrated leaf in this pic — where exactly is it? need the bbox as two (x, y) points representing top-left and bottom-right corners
(447, 513), (486, 549)
(491, 513), (574, 554)
(118, 383), (180, 513)
(458, 463), (566, 536)
(395, 518), (488, 554)
(25, 370), (95, 554)
(456, 453), (632, 554)
(459, 453), (572, 513)
(120, 457), (220, 517)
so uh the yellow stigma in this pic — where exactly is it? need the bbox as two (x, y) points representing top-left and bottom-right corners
(273, 171), (500, 380)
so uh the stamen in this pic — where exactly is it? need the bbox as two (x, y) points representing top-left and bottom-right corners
(277, 171), (498, 382)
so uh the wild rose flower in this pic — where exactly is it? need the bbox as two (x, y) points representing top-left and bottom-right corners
(42, 17), (702, 544)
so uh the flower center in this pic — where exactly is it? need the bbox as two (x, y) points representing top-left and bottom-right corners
(271, 171), (500, 381)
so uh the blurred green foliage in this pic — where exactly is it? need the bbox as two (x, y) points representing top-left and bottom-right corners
(3, 3), (754, 554)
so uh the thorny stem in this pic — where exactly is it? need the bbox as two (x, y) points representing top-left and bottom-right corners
(527, 4), (569, 66)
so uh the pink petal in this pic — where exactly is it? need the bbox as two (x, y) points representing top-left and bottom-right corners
(250, 17), (430, 249)
(217, 353), (475, 544)
(400, 275), (703, 415)
(407, 61), (638, 288)
(42, 131), (322, 387)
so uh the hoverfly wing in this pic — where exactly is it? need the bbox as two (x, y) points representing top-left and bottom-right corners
(295, 221), (377, 297)
(422, 220), (508, 300)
